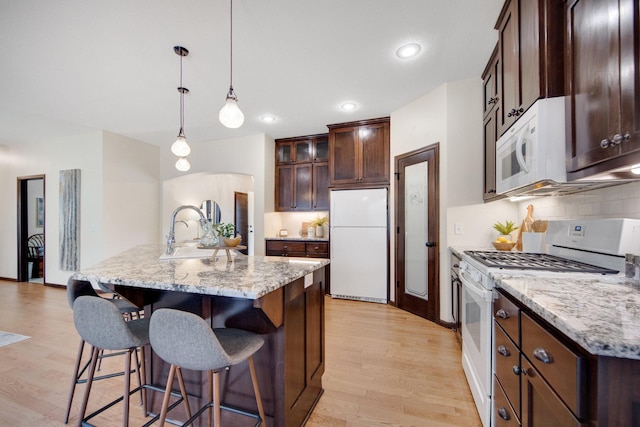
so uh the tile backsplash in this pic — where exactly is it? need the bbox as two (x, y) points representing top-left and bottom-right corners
(517, 181), (640, 221)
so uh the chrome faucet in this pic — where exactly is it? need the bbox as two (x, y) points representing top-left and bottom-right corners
(166, 205), (208, 254)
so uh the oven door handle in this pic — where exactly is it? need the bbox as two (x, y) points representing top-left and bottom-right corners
(460, 270), (491, 302)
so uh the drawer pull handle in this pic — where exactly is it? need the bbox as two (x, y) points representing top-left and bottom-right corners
(497, 345), (510, 357)
(512, 365), (521, 375)
(495, 308), (509, 319)
(497, 407), (510, 421)
(533, 347), (554, 364)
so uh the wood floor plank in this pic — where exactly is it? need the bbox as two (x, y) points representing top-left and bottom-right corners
(0, 281), (481, 426)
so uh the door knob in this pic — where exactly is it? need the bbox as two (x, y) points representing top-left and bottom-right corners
(425, 242), (436, 247)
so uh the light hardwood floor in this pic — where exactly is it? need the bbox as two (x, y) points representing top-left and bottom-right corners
(0, 281), (480, 426)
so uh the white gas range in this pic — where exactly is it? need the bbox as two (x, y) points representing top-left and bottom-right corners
(458, 218), (640, 427)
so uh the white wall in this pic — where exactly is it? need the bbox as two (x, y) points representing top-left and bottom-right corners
(0, 131), (104, 285)
(264, 211), (330, 239)
(0, 131), (160, 285)
(102, 131), (160, 258)
(160, 133), (275, 256)
(391, 78), (515, 323)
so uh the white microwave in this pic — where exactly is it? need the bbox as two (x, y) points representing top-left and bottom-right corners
(495, 97), (567, 195)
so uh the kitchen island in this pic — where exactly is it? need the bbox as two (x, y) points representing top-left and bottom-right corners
(71, 244), (330, 427)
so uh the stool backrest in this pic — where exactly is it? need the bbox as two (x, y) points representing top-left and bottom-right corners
(149, 308), (232, 371)
(66, 278), (99, 309)
(73, 295), (145, 350)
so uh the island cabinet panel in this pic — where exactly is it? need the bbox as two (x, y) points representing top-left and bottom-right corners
(118, 265), (326, 427)
(328, 117), (390, 187)
(565, 0), (640, 179)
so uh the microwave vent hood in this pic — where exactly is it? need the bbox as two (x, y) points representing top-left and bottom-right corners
(495, 97), (639, 198)
(499, 178), (637, 197)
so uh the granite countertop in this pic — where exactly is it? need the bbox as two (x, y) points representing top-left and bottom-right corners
(493, 271), (640, 360)
(265, 237), (329, 242)
(449, 246), (640, 360)
(71, 244), (329, 300)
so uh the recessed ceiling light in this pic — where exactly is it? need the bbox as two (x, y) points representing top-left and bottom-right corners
(260, 115), (276, 123)
(340, 102), (357, 111)
(396, 43), (422, 59)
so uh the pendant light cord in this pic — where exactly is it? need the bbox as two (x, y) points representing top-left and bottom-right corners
(179, 53), (184, 132)
(229, 0), (233, 89)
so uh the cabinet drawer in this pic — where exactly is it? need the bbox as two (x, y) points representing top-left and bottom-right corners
(495, 322), (520, 417)
(495, 291), (520, 345)
(494, 377), (521, 426)
(266, 241), (306, 256)
(521, 313), (586, 419)
(305, 242), (328, 256)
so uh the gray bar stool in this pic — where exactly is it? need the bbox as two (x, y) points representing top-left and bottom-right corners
(64, 279), (143, 424)
(72, 295), (150, 427)
(149, 308), (267, 427)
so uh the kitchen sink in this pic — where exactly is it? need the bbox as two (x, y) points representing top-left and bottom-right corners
(159, 246), (236, 260)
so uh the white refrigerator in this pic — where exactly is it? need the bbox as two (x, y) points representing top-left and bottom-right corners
(330, 188), (388, 303)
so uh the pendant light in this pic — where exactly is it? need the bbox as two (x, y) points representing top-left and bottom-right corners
(175, 157), (191, 172)
(219, 0), (244, 128)
(171, 46), (191, 157)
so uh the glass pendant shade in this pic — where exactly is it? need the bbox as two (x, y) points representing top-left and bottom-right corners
(219, 88), (244, 129)
(171, 133), (190, 156)
(175, 157), (191, 171)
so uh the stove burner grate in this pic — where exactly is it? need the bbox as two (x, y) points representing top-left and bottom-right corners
(463, 251), (618, 274)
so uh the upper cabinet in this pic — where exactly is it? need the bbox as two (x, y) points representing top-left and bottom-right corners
(482, 45), (504, 201)
(275, 134), (329, 212)
(565, 0), (640, 179)
(328, 117), (390, 187)
(495, 0), (564, 136)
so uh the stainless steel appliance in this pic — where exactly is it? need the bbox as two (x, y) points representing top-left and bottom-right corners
(459, 218), (640, 427)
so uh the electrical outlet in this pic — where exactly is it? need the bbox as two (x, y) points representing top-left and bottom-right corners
(454, 223), (464, 235)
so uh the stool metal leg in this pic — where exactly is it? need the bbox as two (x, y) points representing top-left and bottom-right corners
(123, 349), (132, 427)
(248, 356), (266, 425)
(208, 370), (214, 427)
(76, 346), (99, 427)
(213, 370), (222, 427)
(64, 338), (86, 424)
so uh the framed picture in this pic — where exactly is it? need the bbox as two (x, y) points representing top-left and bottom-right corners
(36, 197), (44, 228)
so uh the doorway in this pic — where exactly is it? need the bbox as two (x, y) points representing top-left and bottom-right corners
(234, 192), (249, 255)
(17, 175), (46, 283)
(395, 144), (439, 322)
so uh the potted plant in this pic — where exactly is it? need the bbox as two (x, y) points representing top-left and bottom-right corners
(214, 223), (241, 247)
(312, 216), (328, 238)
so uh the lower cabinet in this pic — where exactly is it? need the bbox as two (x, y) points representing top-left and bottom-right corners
(266, 240), (329, 259)
(284, 269), (325, 427)
(494, 289), (587, 427)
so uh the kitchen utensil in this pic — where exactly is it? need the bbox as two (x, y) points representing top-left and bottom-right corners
(532, 220), (547, 232)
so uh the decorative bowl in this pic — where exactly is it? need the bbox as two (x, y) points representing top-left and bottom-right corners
(492, 241), (516, 251)
(223, 236), (242, 247)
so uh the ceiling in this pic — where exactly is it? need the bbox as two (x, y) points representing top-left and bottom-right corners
(0, 0), (503, 150)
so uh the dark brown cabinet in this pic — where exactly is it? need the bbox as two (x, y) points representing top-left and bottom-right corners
(482, 45), (504, 201)
(495, 290), (588, 427)
(266, 240), (329, 259)
(284, 269), (325, 427)
(565, 0), (640, 180)
(275, 134), (329, 212)
(493, 0), (564, 137)
(328, 117), (390, 187)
